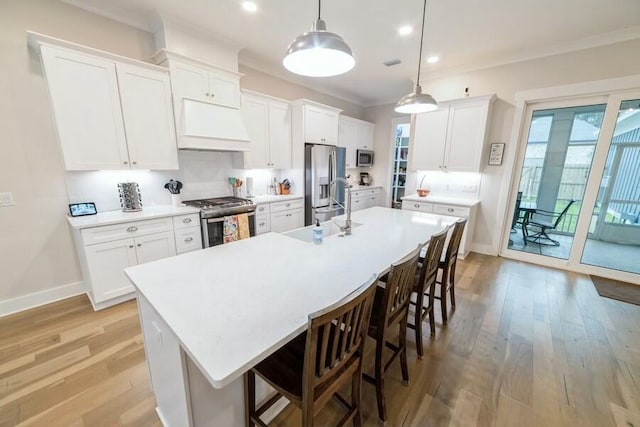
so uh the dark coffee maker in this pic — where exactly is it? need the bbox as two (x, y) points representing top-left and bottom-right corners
(359, 172), (371, 186)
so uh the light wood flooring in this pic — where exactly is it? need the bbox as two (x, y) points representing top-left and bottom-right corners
(2, 253), (640, 426)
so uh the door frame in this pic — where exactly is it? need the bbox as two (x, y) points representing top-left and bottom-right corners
(497, 75), (640, 285)
(386, 116), (411, 208)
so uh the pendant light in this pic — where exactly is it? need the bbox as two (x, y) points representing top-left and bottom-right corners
(395, 0), (437, 114)
(283, 0), (355, 77)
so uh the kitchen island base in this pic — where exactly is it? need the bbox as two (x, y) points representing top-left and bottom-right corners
(138, 295), (288, 427)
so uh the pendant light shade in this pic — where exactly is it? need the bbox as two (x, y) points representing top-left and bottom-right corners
(395, 0), (437, 114)
(283, 2), (355, 77)
(395, 84), (438, 114)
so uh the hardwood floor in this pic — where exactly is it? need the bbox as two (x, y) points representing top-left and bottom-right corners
(2, 253), (640, 426)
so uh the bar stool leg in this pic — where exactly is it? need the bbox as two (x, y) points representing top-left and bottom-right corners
(244, 371), (256, 427)
(374, 337), (387, 425)
(399, 317), (409, 386)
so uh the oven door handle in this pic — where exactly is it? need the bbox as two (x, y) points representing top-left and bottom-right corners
(205, 211), (256, 224)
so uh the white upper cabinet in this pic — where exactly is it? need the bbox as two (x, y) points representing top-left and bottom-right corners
(338, 116), (375, 168)
(303, 104), (340, 144)
(40, 45), (129, 170)
(170, 61), (240, 109)
(117, 64), (178, 170)
(268, 100), (292, 169)
(238, 92), (292, 169)
(356, 121), (375, 150)
(36, 38), (178, 171)
(410, 95), (494, 172)
(338, 117), (358, 168)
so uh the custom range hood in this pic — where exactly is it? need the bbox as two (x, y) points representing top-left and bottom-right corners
(153, 23), (250, 151)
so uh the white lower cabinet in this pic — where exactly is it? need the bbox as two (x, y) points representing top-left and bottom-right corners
(84, 238), (138, 304)
(351, 187), (382, 211)
(254, 198), (305, 234)
(74, 213), (201, 310)
(402, 199), (477, 259)
(270, 209), (304, 233)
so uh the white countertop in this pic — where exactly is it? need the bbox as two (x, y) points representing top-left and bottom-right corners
(66, 205), (201, 229)
(125, 207), (456, 389)
(249, 194), (303, 204)
(401, 194), (480, 207)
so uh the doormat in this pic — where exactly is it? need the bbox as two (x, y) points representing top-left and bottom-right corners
(591, 275), (640, 306)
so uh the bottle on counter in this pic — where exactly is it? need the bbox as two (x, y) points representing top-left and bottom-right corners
(313, 219), (323, 245)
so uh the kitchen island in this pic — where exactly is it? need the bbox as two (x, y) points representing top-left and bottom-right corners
(125, 207), (456, 426)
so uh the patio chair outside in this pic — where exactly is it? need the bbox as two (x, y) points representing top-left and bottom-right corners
(524, 199), (575, 246)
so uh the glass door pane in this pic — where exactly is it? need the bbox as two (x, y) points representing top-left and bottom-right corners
(581, 99), (640, 274)
(508, 104), (606, 259)
(391, 122), (410, 209)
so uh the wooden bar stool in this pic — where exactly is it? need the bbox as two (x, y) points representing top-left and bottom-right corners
(244, 275), (378, 427)
(364, 245), (421, 426)
(436, 218), (467, 323)
(408, 228), (448, 358)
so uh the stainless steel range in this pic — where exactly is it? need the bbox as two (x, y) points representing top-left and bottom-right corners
(183, 197), (256, 247)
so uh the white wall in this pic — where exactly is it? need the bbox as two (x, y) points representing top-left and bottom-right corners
(0, 0), (365, 314)
(364, 38), (640, 255)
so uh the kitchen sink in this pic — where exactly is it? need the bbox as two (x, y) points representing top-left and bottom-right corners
(282, 220), (362, 243)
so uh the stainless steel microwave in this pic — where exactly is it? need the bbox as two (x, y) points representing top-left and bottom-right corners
(356, 149), (374, 167)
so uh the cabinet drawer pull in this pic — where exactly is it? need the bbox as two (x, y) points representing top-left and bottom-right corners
(137, 243), (142, 247)
(184, 237), (194, 243)
(447, 208), (454, 212)
(258, 207), (264, 212)
(132, 161), (137, 165)
(123, 161), (129, 165)
(205, 92), (210, 97)
(286, 203), (290, 207)
(182, 218), (192, 223)
(259, 222), (265, 226)
(414, 204), (420, 208)
(126, 226), (138, 232)
(286, 214), (292, 217)
(129, 245), (134, 249)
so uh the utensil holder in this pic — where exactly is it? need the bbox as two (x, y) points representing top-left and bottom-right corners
(171, 194), (182, 207)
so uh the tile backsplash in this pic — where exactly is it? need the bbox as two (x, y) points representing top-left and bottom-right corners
(65, 151), (292, 212)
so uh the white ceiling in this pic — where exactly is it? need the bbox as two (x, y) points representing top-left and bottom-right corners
(64, 0), (640, 106)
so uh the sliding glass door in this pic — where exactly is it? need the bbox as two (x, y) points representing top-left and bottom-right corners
(503, 90), (640, 281)
(507, 102), (605, 259)
(580, 98), (640, 274)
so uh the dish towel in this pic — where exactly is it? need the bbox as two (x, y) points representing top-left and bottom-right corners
(223, 215), (239, 243)
(237, 213), (250, 240)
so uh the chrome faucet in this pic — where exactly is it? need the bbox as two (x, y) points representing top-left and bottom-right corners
(329, 177), (353, 235)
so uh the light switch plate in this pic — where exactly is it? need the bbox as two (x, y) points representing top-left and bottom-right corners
(0, 192), (15, 207)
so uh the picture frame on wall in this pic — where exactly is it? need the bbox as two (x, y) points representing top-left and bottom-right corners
(488, 143), (505, 166)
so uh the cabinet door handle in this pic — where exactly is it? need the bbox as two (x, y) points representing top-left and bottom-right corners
(286, 203), (290, 207)
(286, 213), (292, 217)
(258, 207), (264, 212)
(205, 92), (210, 97)
(123, 161), (129, 165)
(132, 161), (137, 165)
(259, 222), (265, 226)
(184, 237), (193, 242)
(183, 218), (192, 223)
(126, 226), (138, 232)
(129, 245), (134, 249)
(210, 93), (215, 98)
(137, 243), (142, 247)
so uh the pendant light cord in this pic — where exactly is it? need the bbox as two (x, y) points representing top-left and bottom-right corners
(318, 0), (321, 19)
(416, 0), (427, 87)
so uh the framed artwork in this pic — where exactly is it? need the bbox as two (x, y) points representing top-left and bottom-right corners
(489, 143), (505, 166)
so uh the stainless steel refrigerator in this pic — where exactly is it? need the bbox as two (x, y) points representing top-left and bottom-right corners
(304, 143), (346, 226)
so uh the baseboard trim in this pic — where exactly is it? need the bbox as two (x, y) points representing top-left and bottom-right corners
(471, 243), (499, 256)
(0, 281), (85, 318)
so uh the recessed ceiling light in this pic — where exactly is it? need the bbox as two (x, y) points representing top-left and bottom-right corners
(426, 56), (439, 63)
(398, 25), (413, 36)
(242, 1), (257, 12)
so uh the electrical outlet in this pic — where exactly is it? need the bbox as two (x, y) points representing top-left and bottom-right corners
(0, 192), (15, 207)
